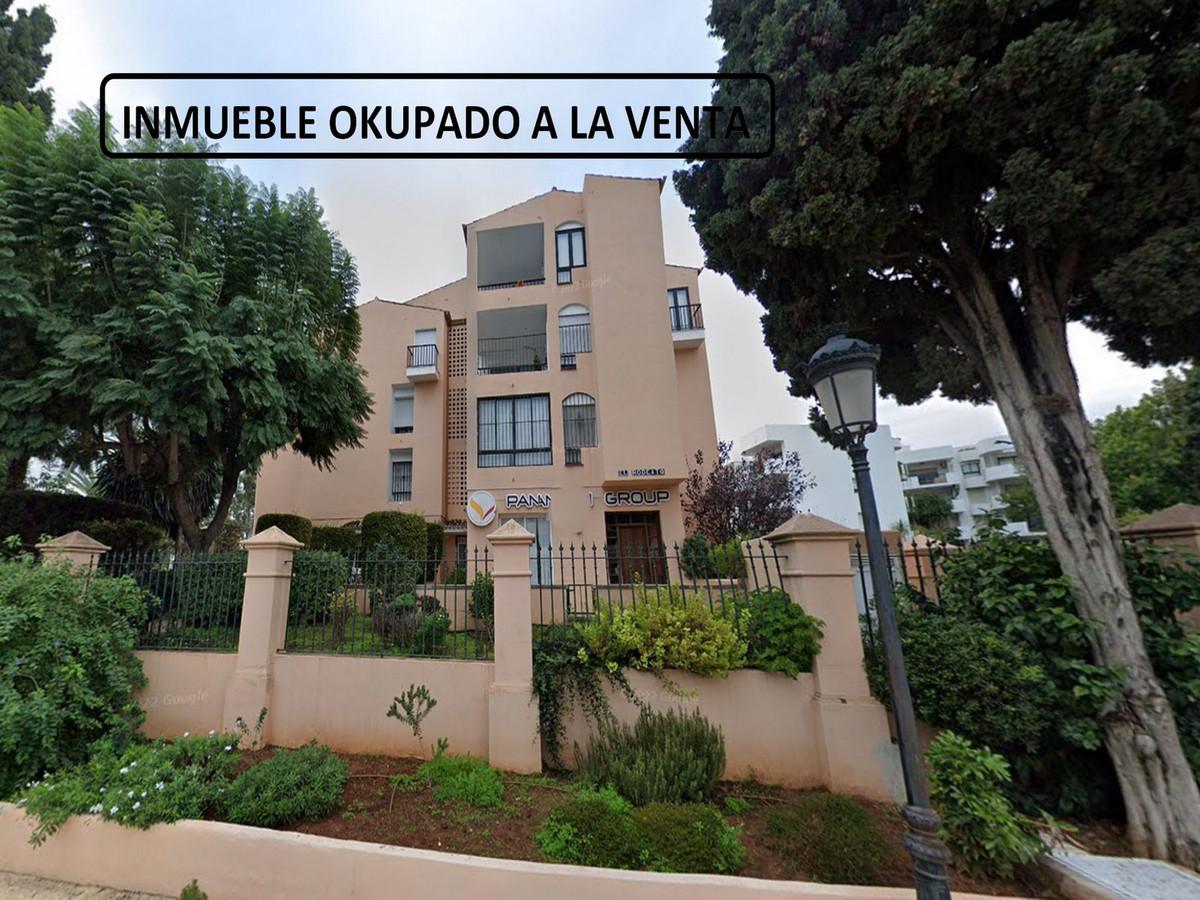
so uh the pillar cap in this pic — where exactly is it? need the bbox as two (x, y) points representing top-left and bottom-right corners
(487, 519), (535, 545)
(240, 526), (303, 550)
(765, 514), (858, 542)
(36, 530), (111, 553)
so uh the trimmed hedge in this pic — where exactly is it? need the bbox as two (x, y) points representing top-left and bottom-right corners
(309, 524), (361, 556)
(0, 490), (153, 548)
(81, 518), (169, 555)
(360, 511), (426, 559)
(254, 513), (313, 546)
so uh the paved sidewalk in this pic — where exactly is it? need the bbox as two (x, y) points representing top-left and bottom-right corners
(1045, 846), (1200, 899)
(0, 873), (168, 900)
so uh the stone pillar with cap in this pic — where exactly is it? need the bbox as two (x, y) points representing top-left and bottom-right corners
(36, 531), (111, 570)
(766, 514), (903, 802)
(486, 519), (541, 773)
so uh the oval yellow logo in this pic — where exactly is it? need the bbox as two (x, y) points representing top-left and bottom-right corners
(467, 490), (497, 526)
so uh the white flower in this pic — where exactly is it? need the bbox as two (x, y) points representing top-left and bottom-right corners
(88, 804), (103, 815)
(100, 787), (106, 793)
(209, 730), (216, 735)
(224, 745), (232, 752)
(141, 791), (147, 798)
(155, 782), (165, 791)
(110, 806), (119, 815)
(129, 761), (136, 768)
(132, 801), (141, 810)
(182, 732), (190, 738)
(119, 767), (129, 775)
(16, 798), (27, 807)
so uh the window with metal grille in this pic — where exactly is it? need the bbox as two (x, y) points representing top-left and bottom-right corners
(555, 222), (586, 284)
(389, 452), (412, 501)
(668, 287), (695, 330)
(563, 392), (597, 449)
(478, 394), (552, 467)
(558, 303), (591, 359)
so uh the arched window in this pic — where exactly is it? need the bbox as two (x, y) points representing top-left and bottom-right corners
(555, 221), (586, 284)
(563, 393), (597, 449)
(558, 303), (591, 359)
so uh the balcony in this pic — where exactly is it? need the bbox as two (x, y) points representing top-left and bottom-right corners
(477, 332), (548, 375)
(903, 469), (961, 490)
(406, 344), (438, 381)
(985, 462), (1022, 483)
(669, 304), (705, 349)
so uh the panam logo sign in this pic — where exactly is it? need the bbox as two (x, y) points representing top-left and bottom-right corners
(466, 490), (497, 527)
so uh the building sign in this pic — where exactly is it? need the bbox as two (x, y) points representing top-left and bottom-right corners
(466, 490), (497, 526)
(616, 467), (666, 478)
(505, 492), (551, 510)
(604, 489), (670, 507)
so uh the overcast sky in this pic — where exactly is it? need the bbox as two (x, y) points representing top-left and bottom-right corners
(29, 0), (1167, 449)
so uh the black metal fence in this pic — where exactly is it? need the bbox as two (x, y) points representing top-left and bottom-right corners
(406, 343), (437, 368)
(97, 549), (248, 652)
(477, 332), (548, 374)
(525, 541), (788, 632)
(668, 303), (704, 331)
(283, 548), (493, 660)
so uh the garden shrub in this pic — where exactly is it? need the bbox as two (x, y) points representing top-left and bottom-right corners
(179, 880), (207, 900)
(221, 742), (348, 827)
(254, 513), (313, 546)
(738, 588), (823, 677)
(926, 731), (1043, 878)
(81, 518), (169, 555)
(581, 585), (746, 678)
(581, 708), (725, 806)
(536, 786), (652, 869)
(370, 593), (447, 651)
(424, 520), (445, 581)
(417, 753), (503, 807)
(679, 534), (745, 579)
(633, 803), (745, 874)
(863, 590), (1056, 754)
(0, 490), (154, 549)
(308, 524), (360, 556)
(360, 511), (427, 561)
(0, 558), (149, 798)
(288, 550), (350, 626)
(469, 570), (493, 623)
(16, 731), (242, 845)
(764, 793), (894, 885)
(532, 625), (638, 768)
(172, 552), (247, 628)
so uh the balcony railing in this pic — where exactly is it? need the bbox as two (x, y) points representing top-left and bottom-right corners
(477, 332), (548, 374)
(479, 277), (546, 291)
(407, 344), (438, 369)
(668, 303), (704, 332)
(565, 447), (582, 466)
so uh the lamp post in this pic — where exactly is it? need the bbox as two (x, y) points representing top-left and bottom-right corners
(807, 330), (953, 900)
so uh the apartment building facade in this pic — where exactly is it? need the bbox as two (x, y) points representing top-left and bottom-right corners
(896, 435), (1038, 539)
(255, 175), (719, 581)
(736, 424), (909, 533)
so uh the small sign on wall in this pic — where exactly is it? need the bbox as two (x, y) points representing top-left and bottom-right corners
(506, 492), (551, 510)
(603, 489), (670, 507)
(467, 490), (497, 526)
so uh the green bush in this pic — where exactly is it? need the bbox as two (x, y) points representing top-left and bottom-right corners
(308, 525), (360, 556)
(469, 570), (494, 623)
(582, 708), (725, 806)
(179, 880), (207, 900)
(81, 518), (169, 555)
(864, 591), (1056, 753)
(16, 732), (242, 845)
(0, 490), (155, 550)
(536, 786), (652, 869)
(172, 552), (247, 628)
(634, 803), (745, 874)
(360, 511), (427, 560)
(926, 731), (1043, 878)
(738, 588), (823, 677)
(764, 793), (894, 885)
(425, 521), (445, 581)
(679, 535), (745, 579)
(289, 550), (350, 626)
(254, 513), (313, 546)
(0, 558), (149, 798)
(582, 585), (746, 678)
(417, 753), (503, 807)
(221, 742), (348, 827)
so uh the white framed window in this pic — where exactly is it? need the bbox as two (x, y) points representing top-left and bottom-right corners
(389, 449), (413, 502)
(563, 393), (597, 449)
(555, 222), (586, 284)
(960, 460), (981, 476)
(391, 384), (414, 433)
(478, 394), (552, 467)
(558, 303), (591, 356)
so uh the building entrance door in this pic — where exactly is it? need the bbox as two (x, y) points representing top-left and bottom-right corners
(605, 511), (666, 584)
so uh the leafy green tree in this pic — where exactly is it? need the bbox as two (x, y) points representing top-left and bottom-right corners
(677, 0), (1200, 863)
(997, 479), (1045, 532)
(1094, 367), (1200, 522)
(0, 1), (53, 119)
(0, 106), (371, 551)
(906, 492), (957, 540)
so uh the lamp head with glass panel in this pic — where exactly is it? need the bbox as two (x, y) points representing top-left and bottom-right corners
(806, 328), (881, 446)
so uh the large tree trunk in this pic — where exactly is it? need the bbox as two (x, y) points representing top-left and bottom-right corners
(947, 256), (1200, 867)
(5, 454), (29, 491)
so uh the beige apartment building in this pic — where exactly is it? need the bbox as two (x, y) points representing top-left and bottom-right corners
(255, 174), (719, 582)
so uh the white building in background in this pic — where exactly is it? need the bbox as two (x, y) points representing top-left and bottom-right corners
(896, 435), (1038, 540)
(736, 424), (909, 533)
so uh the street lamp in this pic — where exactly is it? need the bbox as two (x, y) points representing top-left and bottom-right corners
(807, 330), (953, 900)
